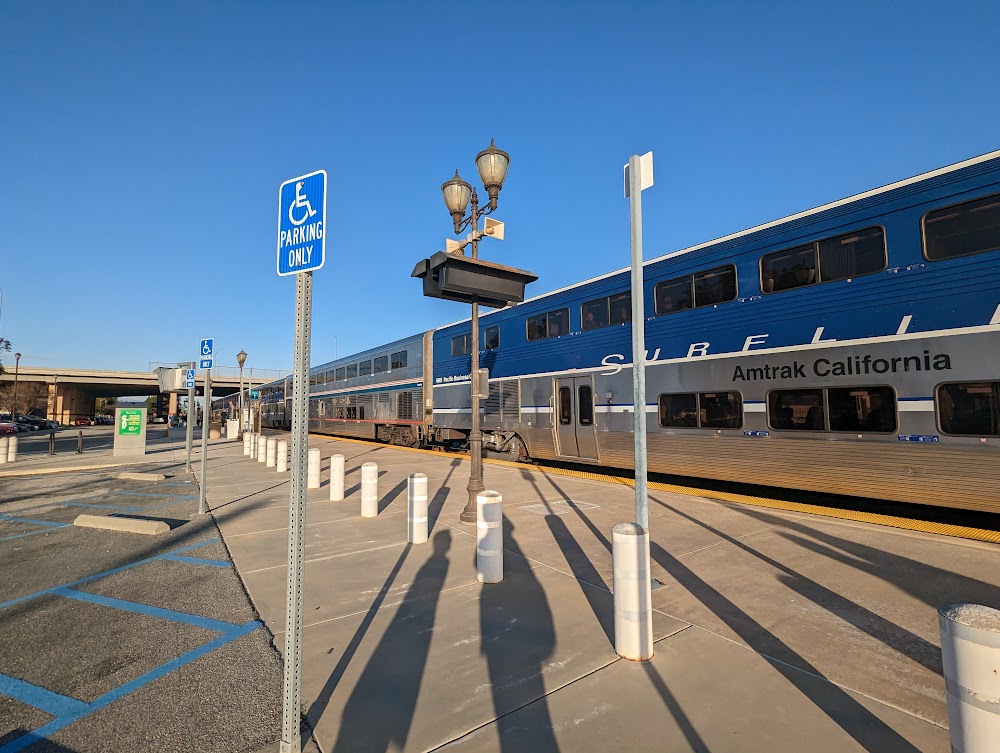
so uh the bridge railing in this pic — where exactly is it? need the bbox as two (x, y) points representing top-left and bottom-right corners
(148, 363), (291, 382)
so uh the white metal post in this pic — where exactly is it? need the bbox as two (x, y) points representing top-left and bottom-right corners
(185, 361), (195, 474)
(281, 271), (311, 753)
(627, 152), (651, 530)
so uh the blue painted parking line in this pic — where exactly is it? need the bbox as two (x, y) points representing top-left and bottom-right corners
(0, 525), (71, 544)
(0, 538), (221, 611)
(0, 673), (89, 717)
(0, 621), (259, 753)
(161, 554), (231, 568)
(118, 491), (198, 499)
(0, 514), (69, 527)
(54, 588), (241, 633)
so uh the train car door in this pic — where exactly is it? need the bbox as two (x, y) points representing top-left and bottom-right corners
(554, 377), (599, 460)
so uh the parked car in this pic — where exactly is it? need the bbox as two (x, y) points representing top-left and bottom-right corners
(96, 415), (114, 425)
(73, 417), (93, 426)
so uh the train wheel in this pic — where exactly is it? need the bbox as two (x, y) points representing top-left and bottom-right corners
(507, 436), (526, 462)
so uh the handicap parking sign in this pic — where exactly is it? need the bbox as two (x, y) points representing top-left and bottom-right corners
(277, 170), (327, 276)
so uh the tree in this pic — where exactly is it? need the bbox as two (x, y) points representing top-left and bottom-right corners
(0, 380), (47, 416)
(0, 337), (10, 376)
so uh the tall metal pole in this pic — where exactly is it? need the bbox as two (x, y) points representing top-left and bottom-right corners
(238, 364), (245, 439)
(12, 354), (21, 418)
(281, 270), (311, 753)
(628, 154), (649, 530)
(460, 191), (484, 525)
(185, 361), (195, 473)
(198, 368), (211, 515)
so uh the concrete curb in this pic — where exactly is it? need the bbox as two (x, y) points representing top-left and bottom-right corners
(114, 472), (168, 481)
(73, 514), (170, 535)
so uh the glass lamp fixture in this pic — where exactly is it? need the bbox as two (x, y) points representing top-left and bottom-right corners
(441, 170), (472, 233)
(475, 139), (510, 210)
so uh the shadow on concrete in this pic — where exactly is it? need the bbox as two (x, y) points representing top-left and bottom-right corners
(330, 532), (451, 752)
(306, 544), (413, 742)
(654, 498), (945, 675)
(482, 520), (559, 753)
(427, 460), (462, 535)
(379, 479), (407, 514)
(642, 661), (711, 753)
(647, 500), (924, 752)
(545, 515), (613, 644)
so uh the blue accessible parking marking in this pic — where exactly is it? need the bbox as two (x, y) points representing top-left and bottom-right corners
(0, 537), (261, 753)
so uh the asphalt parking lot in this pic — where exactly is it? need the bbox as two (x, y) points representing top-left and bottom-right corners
(0, 463), (300, 753)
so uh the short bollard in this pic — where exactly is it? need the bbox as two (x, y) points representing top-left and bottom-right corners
(0, 436), (8, 465)
(250, 432), (259, 459)
(48, 431), (56, 455)
(612, 522), (654, 661)
(243, 433), (251, 456)
(329, 454), (345, 501)
(407, 473), (428, 544)
(277, 440), (288, 473)
(938, 603), (1000, 752)
(257, 434), (267, 463)
(6, 435), (17, 463)
(360, 462), (378, 518)
(307, 448), (321, 489)
(77, 430), (83, 454)
(265, 437), (277, 468)
(477, 491), (503, 583)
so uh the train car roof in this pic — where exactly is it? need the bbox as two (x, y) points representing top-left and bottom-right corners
(433, 147), (1000, 332)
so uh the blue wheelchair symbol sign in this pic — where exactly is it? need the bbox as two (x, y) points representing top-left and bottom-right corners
(186, 369), (195, 381)
(200, 339), (214, 357)
(277, 170), (327, 276)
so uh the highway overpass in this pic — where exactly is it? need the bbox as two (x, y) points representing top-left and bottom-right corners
(0, 366), (289, 425)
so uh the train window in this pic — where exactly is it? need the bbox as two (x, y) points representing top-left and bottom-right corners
(937, 381), (1000, 436)
(609, 292), (631, 324)
(347, 364), (358, 379)
(359, 405), (365, 420)
(700, 392), (743, 428)
(325, 370), (335, 383)
(819, 227), (885, 282)
(527, 308), (569, 341)
(654, 277), (693, 315)
(359, 360), (372, 377)
(923, 193), (1000, 261)
(452, 334), (471, 356)
(391, 350), (407, 369)
(578, 385), (594, 426)
(761, 244), (815, 293)
(768, 389), (824, 430)
(581, 298), (608, 330)
(309, 374), (317, 386)
(335, 367), (346, 381)
(558, 387), (572, 424)
(658, 393), (697, 427)
(828, 386), (897, 432)
(694, 265), (737, 306)
(484, 326), (500, 350)
(373, 356), (388, 374)
(346, 407), (357, 420)
(548, 308), (569, 337)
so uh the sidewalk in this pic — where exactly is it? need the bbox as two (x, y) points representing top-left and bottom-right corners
(201, 433), (1000, 752)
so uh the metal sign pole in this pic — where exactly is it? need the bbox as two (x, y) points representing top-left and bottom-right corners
(281, 271), (311, 753)
(185, 361), (195, 473)
(198, 368), (211, 515)
(627, 153), (651, 530)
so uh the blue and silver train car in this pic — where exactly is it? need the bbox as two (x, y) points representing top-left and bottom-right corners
(430, 150), (1000, 512)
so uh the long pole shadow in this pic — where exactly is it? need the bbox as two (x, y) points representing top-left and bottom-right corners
(652, 497), (943, 674)
(647, 535), (924, 751)
(306, 544), (412, 732)
(481, 521), (560, 753)
(331, 532), (451, 753)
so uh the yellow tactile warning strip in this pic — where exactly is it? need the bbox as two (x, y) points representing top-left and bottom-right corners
(309, 434), (1000, 545)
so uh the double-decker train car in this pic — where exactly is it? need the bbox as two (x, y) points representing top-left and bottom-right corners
(244, 150), (1000, 512)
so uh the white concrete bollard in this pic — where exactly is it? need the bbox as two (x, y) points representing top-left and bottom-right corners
(257, 434), (267, 463)
(277, 440), (288, 473)
(243, 433), (252, 456)
(249, 432), (259, 459)
(476, 491), (503, 583)
(307, 448), (321, 489)
(938, 604), (1000, 753)
(329, 454), (345, 501)
(0, 435), (8, 465)
(360, 462), (378, 518)
(407, 473), (428, 544)
(612, 522), (654, 661)
(7, 435), (17, 463)
(265, 437), (277, 468)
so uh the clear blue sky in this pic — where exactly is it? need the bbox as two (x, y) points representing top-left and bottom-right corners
(2, 1), (997, 375)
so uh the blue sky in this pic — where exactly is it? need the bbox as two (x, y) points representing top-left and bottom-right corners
(2, 1), (998, 376)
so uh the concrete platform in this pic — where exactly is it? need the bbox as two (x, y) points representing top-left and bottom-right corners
(200, 432), (1000, 752)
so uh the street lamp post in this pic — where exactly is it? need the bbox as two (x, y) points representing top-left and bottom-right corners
(12, 352), (21, 418)
(237, 349), (247, 438)
(440, 139), (511, 525)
